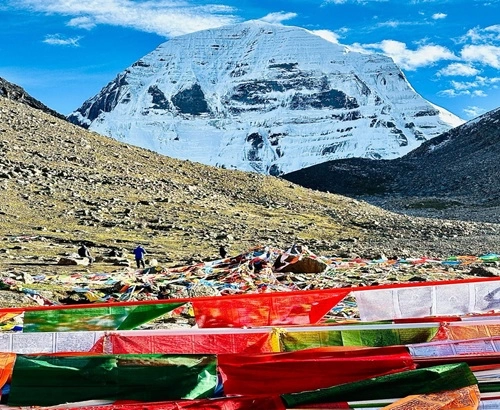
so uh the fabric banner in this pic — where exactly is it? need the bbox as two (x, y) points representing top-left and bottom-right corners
(355, 279), (500, 322)
(381, 384), (480, 409)
(409, 336), (500, 359)
(281, 326), (438, 351)
(192, 289), (350, 328)
(479, 399), (500, 409)
(219, 346), (415, 396)
(282, 362), (477, 408)
(0, 331), (104, 353)
(23, 303), (185, 332)
(3, 277), (500, 331)
(88, 324), (437, 355)
(8, 353), (217, 406)
(90, 331), (277, 354)
(40, 396), (286, 410)
(445, 320), (500, 341)
(0, 352), (15, 389)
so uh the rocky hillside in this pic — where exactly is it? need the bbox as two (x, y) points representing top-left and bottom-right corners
(283, 107), (500, 223)
(0, 76), (65, 120)
(1, 95), (499, 284)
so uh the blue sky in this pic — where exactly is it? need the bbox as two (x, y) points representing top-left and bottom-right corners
(1, 0), (499, 119)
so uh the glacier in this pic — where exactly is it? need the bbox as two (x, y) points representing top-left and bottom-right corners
(69, 20), (464, 175)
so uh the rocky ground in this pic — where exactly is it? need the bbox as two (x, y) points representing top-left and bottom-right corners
(0, 95), (499, 310)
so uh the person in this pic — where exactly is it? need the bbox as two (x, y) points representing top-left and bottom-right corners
(133, 245), (147, 269)
(78, 243), (94, 264)
(219, 245), (227, 259)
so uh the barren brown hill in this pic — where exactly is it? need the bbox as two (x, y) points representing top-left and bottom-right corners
(0, 95), (499, 282)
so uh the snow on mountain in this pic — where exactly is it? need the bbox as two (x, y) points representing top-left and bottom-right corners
(69, 21), (464, 175)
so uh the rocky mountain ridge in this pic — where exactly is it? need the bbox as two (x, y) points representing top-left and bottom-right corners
(68, 21), (463, 176)
(0, 76), (65, 120)
(283, 107), (500, 223)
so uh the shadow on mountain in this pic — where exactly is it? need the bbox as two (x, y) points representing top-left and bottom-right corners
(283, 107), (500, 224)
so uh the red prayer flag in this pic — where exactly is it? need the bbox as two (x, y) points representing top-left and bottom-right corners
(90, 331), (276, 354)
(219, 346), (415, 396)
(45, 396), (285, 410)
(192, 289), (350, 328)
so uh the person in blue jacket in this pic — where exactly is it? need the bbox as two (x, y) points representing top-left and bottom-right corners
(133, 245), (147, 268)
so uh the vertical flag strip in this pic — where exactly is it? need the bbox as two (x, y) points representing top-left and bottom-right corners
(0, 353), (15, 390)
(7, 354), (217, 406)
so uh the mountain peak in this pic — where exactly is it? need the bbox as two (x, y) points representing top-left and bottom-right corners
(69, 21), (463, 175)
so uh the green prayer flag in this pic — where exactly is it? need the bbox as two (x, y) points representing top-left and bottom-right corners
(282, 362), (477, 407)
(8, 353), (217, 406)
(281, 327), (438, 351)
(23, 302), (185, 332)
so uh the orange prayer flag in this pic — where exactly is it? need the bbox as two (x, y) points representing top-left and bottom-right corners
(382, 385), (480, 410)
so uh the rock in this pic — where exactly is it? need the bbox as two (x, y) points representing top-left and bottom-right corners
(469, 266), (500, 277)
(274, 256), (328, 274)
(147, 258), (158, 267)
(22, 272), (33, 284)
(408, 276), (427, 282)
(57, 257), (89, 266)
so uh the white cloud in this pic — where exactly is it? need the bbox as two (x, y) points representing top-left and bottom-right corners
(439, 76), (499, 99)
(461, 24), (500, 44)
(376, 20), (408, 28)
(67, 16), (96, 30)
(259, 12), (297, 24)
(43, 34), (81, 46)
(472, 89), (487, 97)
(14, 0), (239, 37)
(463, 106), (486, 118)
(432, 13), (447, 20)
(310, 29), (341, 44)
(439, 89), (469, 97)
(354, 40), (457, 70)
(461, 44), (500, 69)
(437, 63), (480, 77)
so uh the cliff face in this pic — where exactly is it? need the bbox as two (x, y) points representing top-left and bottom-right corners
(69, 21), (463, 175)
(0, 77), (65, 120)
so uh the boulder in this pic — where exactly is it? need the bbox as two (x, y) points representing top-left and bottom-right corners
(146, 258), (158, 267)
(469, 266), (500, 277)
(274, 256), (327, 274)
(57, 257), (89, 266)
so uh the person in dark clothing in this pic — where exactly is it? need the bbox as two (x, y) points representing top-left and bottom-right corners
(78, 244), (94, 264)
(219, 245), (227, 259)
(133, 245), (147, 269)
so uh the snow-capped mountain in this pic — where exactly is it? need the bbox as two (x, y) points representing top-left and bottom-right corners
(69, 21), (463, 175)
